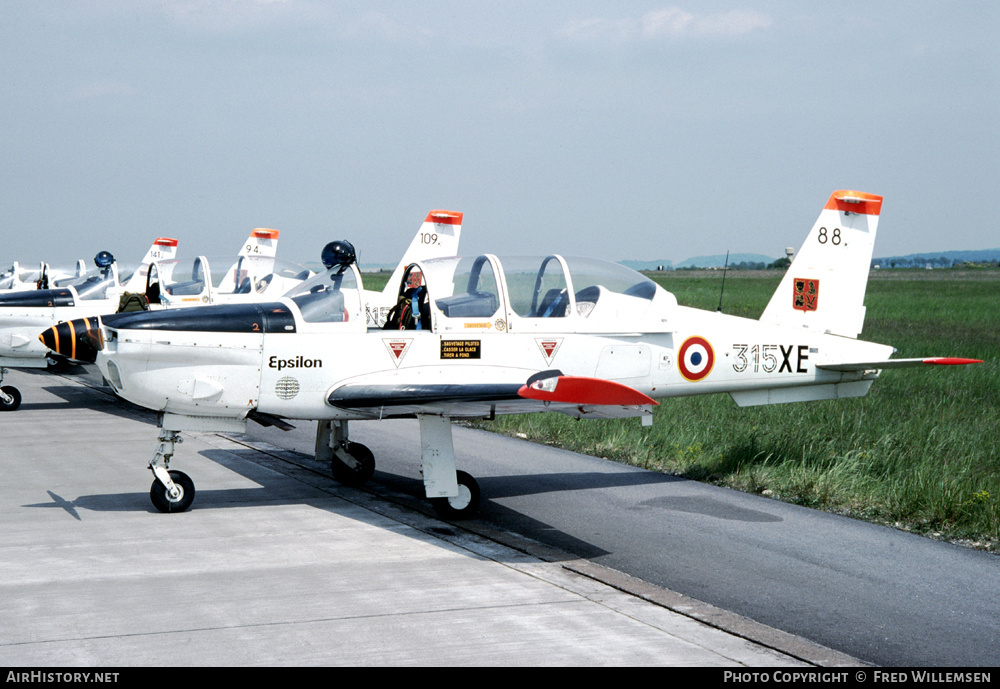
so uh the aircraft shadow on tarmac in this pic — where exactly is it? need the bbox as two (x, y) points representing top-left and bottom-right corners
(22, 408), (781, 563)
(23, 383), (158, 426)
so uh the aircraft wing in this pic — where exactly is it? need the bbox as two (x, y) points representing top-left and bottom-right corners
(326, 368), (657, 420)
(816, 357), (982, 372)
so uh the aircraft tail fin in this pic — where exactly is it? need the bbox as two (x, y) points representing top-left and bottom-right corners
(759, 191), (882, 338)
(381, 211), (462, 299)
(365, 211), (462, 326)
(123, 237), (179, 292)
(239, 228), (280, 260)
(219, 229), (280, 292)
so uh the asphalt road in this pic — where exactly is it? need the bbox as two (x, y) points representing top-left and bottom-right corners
(247, 416), (1000, 667)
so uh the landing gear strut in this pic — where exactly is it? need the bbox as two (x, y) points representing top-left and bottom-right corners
(316, 417), (482, 519)
(316, 420), (375, 486)
(0, 368), (21, 412)
(418, 415), (480, 519)
(148, 429), (195, 513)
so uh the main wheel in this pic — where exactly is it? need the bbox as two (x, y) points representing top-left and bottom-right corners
(150, 470), (195, 513)
(0, 386), (21, 412)
(331, 442), (375, 487)
(431, 471), (481, 520)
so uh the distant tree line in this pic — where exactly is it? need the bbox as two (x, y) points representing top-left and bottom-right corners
(674, 258), (790, 271)
(872, 258), (1000, 269)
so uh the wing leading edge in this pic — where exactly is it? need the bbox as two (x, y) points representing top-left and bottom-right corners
(326, 370), (657, 421)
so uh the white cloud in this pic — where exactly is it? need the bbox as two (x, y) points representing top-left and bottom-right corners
(640, 8), (695, 39)
(148, 0), (311, 34)
(559, 6), (772, 43)
(686, 10), (773, 38)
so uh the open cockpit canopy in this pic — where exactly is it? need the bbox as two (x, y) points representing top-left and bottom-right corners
(284, 261), (364, 324)
(147, 256), (312, 305)
(387, 254), (675, 333)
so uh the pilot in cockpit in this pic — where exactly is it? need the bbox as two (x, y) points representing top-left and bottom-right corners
(384, 267), (429, 330)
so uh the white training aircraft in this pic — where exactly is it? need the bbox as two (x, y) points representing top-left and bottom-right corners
(77, 191), (979, 517)
(37, 211), (464, 371)
(0, 238), (179, 410)
(141, 228), (296, 307)
(0, 259), (88, 293)
(35, 229), (294, 368)
(143, 211), (463, 327)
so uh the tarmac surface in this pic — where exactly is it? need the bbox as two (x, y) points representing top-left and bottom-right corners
(0, 366), (863, 666)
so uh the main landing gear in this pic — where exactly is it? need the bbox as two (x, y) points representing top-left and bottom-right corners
(316, 416), (481, 519)
(0, 368), (21, 412)
(144, 415), (482, 518)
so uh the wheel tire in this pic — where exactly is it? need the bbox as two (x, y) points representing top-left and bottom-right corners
(0, 386), (21, 412)
(331, 442), (375, 487)
(150, 470), (195, 513)
(431, 471), (481, 520)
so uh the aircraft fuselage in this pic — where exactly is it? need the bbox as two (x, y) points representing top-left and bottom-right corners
(97, 296), (894, 425)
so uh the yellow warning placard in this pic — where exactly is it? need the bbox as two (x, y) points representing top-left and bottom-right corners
(440, 340), (481, 359)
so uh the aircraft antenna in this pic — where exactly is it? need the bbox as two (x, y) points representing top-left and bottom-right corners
(716, 251), (729, 312)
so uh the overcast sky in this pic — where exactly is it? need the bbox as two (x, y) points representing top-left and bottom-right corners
(2, 1), (997, 269)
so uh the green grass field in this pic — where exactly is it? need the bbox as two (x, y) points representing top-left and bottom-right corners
(473, 268), (1000, 551)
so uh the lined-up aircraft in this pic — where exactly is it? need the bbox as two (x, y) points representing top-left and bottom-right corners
(69, 192), (979, 517)
(142, 228), (297, 308)
(0, 237), (179, 410)
(0, 260), (88, 293)
(3, 227), (295, 409)
(36, 211), (464, 372)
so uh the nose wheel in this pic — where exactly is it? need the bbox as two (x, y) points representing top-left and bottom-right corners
(0, 369), (20, 412)
(148, 429), (196, 513)
(150, 470), (195, 513)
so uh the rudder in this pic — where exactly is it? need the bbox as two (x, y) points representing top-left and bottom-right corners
(759, 191), (882, 338)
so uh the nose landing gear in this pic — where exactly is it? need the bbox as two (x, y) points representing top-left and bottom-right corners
(0, 368), (21, 412)
(148, 429), (195, 513)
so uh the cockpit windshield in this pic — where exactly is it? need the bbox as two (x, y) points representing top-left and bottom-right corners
(56, 267), (117, 301)
(149, 256), (312, 301)
(433, 255), (503, 320)
(561, 257), (658, 318)
(284, 264), (362, 323)
(411, 254), (667, 332)
(0, 263), (43, 290)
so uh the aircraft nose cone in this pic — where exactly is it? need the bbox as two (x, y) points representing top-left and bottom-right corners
(38, 317), (101, 363)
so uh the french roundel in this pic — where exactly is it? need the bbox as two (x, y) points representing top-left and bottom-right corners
(678, 336), (714, 382)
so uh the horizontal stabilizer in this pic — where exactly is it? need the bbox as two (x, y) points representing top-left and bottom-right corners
(817, 357), (983, 372)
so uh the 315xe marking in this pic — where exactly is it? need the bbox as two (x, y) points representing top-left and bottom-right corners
(732, 344), (809, 374)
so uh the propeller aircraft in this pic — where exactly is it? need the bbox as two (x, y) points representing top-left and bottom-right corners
(0, 259), (88, 293)
(20, 211), (464, 413)
(64, 192), (979, 517)
(0, 237), (179, 410)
